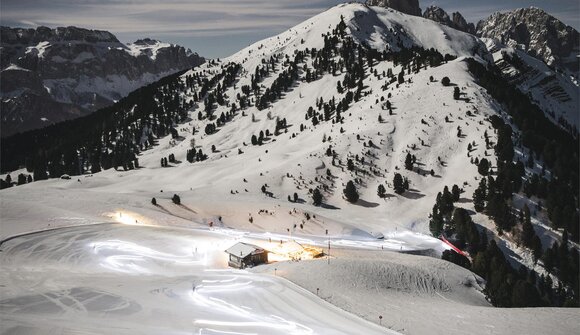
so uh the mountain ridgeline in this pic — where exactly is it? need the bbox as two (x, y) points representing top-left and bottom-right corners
(1, 3), (578, 307)
(0, 26), (205, 137)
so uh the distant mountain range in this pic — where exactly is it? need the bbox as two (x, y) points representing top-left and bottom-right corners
(365, 1), (579, 73)
(2, 3), (578, 138)
(1, 26), (204, 137)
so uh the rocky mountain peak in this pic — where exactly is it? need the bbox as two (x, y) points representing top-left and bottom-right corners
(451, 12), (475, 34)
(476, 7), (579, 72)
(366, 0), (421, 16)
(422, 6), (475, 34)
(133, 38), (162, 46)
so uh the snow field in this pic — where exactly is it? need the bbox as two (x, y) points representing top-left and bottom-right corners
(0, 223), (397, 335)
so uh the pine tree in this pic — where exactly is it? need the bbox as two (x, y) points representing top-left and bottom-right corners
(377, 184), (386, 198)
(33, 160), (48, 181)
(453, 87), (460, 100)
(17, 173), (27, 185)
(172, 194), (181, 205)
(312, 188), (323, 206)
(347, 159), (355, 171)
(393, 173), (405, 194)
(451, 184), (461, 202)
(398, 69), (405, 84)
(430, 204), (443, 236)
(404, 152), (413, 170)
(521, 205), (535, 247)
(478, 158), (490, 176)
(473, 178), (487, 212)
(151, 197), (157, 205)
(440, 186), (454, 215)
(343, 180), (359, 203)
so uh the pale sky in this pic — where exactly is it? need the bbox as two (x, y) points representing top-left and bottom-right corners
(1, 0), (579, 58)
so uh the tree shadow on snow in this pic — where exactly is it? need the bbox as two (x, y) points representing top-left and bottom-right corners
(380, 193), (396, 199)
(178, 204), (198, 214)
(321, 203), (341, 210)
(153, 203), (171, 215)
(354, 199), (379, 208)
(400, 189), (425, 200)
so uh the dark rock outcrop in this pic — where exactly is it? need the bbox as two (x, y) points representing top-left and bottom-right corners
(366, 0), (421, 16)
(422, 6), (475, 34)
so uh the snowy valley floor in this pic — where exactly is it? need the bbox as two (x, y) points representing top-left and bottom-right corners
(0, 176), (578, 335)
(0, 201), (578, 334)
(0, 223), (396, 335)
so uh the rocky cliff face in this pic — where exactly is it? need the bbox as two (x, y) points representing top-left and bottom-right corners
(366, 0), (421, 16)
(476, 7), (579, 72)
(422, 6), (475, 34)
(0, 26), (204, 137)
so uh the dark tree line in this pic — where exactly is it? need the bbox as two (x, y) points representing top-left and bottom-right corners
(465, 59), (579, 306)
(2, 60), (244, 180)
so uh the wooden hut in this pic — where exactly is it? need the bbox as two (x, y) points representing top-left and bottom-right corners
(225, 242), (268, 269)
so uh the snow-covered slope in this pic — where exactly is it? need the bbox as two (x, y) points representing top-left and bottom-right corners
(0, 223), (397, 335)
(228, 3), (489, 67)
(255, 249), (578, 335)
(2, 2), (500, 247)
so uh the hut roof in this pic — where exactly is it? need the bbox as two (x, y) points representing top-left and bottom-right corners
(225, 242), (265, 258)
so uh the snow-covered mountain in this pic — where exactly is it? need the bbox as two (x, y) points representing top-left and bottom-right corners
(0, 26), (205, 137)
(1, 3), (578, 334)
(476, 7), (579, 73)
(0, 3), (568, 249)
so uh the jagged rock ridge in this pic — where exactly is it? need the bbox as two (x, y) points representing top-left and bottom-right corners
(422, 6), (475, 34)
(476, 7), (579, 72)
(0, 26), (205, 137)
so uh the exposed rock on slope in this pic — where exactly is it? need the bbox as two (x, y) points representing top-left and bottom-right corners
(0, 26), (204, 137)
(366, 0), (421, 16)
(476, 7), (579, 72)
(483, 38), (579, 132)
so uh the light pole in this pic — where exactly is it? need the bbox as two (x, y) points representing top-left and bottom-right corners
(326, 229), (330, 264)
